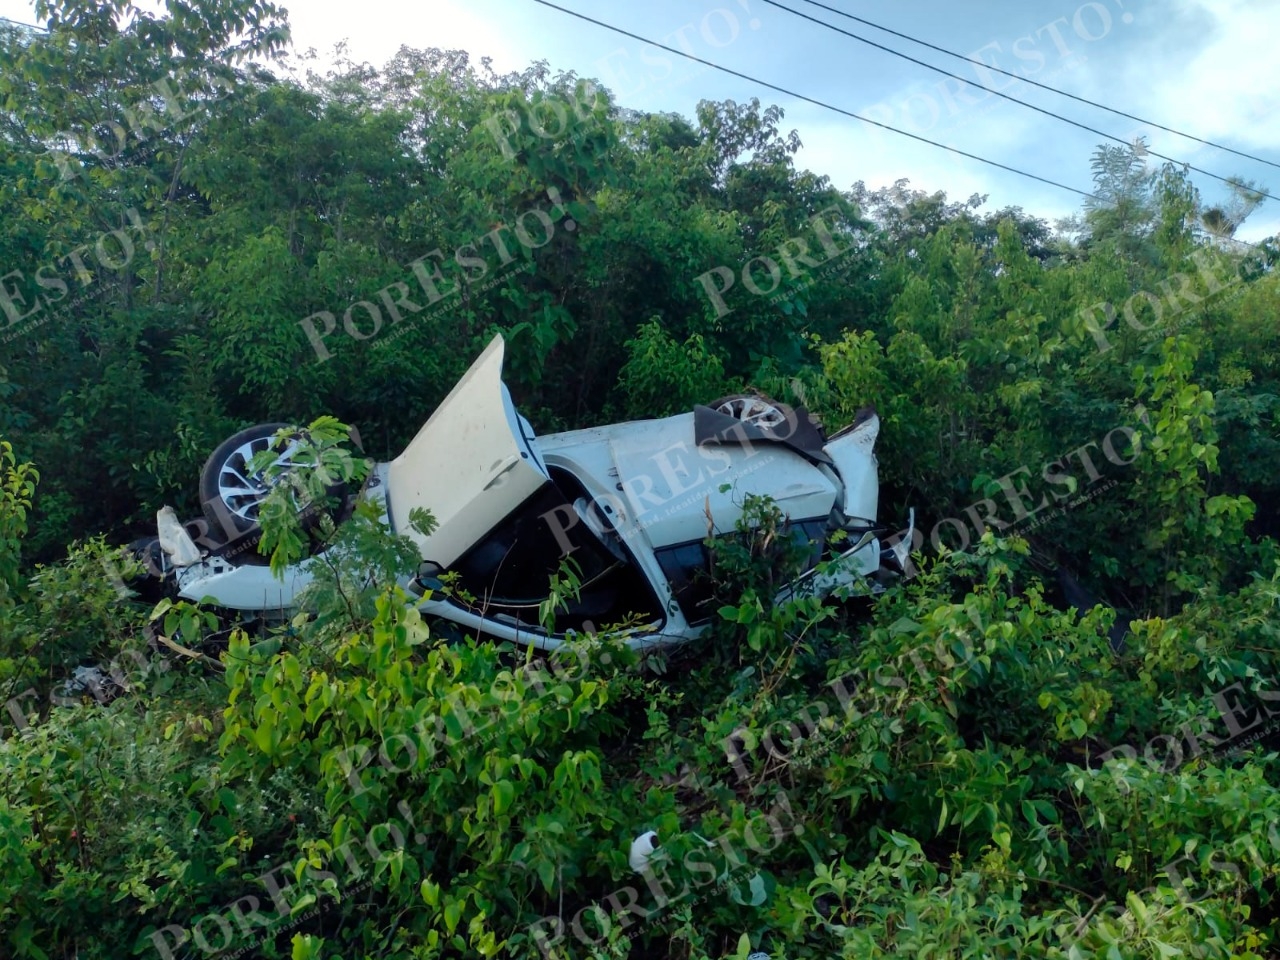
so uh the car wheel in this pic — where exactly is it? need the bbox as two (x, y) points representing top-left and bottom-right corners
(200, 423), (303, 535)
(710, 394), (790, 430)
(199, 423), (354, 541)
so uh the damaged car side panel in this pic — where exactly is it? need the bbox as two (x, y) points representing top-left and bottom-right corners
(145, 334), (907, 652)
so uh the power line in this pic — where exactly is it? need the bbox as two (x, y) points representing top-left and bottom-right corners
(761, 0), (1279, 205)
(792, 0), (1280, 175)
(532, 0), (1272, 251)
(0, 15), (47, 32)
(529, 0), (1100, 203)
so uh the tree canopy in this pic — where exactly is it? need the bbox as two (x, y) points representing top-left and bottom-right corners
(2, 1), (1280, 958)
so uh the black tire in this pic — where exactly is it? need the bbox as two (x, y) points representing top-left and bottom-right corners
(125, 536), (177, 602)
(199, 423), (354, 546)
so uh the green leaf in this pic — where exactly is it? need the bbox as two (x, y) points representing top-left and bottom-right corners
(254, 716), (275, 755)
(492, 780), (515, 816)
(536, 859), (556, 895)
(421, 879), (440, 907)
(444, 898), (463, 934)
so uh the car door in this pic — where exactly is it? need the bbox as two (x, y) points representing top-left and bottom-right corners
(385, 335), (550, 567)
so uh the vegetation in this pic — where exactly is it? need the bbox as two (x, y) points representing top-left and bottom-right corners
(2, 0), (1280, 957)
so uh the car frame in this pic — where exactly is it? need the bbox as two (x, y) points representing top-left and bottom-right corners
(138, 334), (913, 652)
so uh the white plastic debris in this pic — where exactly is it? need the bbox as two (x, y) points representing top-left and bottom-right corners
(157, 506), (202, 567)
(59, 665), (125, 702)
(629, 830), (659, 873)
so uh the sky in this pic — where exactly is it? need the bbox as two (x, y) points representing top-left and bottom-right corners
(4, 0), (1278, 241)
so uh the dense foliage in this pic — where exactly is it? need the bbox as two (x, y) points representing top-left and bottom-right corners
(2, 0), (1280, 957)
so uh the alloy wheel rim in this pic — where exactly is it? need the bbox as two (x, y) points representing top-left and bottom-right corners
(215, 434), (301, 522)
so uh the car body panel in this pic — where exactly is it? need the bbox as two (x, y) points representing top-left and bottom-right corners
(606, 415), (837, 549)
(175, 554), (314, 610)
(537, 413), (841, 550)
(172, 463), (396, 609)
(157, 334), (906, 653)
(414, 589), (689, 653)
(823, 413), (880, 522)
(385, 336), (549, 567)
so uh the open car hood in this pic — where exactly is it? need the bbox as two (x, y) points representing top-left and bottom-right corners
(385, 335), (550, 567)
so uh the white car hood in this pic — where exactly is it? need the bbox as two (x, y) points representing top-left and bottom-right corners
(384, 335), (550, 567)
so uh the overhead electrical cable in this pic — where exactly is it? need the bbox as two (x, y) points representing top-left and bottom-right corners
(530, 0), (1100, 203)
(791, 0), (1280, 174)
(760, 0), (1278, 203)
(0, 16), (48, 32)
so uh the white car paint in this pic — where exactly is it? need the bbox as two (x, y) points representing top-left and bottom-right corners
(824, 416), (880, 522)
(535, 414), (838, 545)
(163, 334), (904, 652)
(175, 553), (315, 612)
(386, 335), (549, 567)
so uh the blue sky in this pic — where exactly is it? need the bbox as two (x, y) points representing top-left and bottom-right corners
(5, 0), (1278, 240)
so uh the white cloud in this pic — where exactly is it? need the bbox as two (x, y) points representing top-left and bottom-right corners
(785, 91), (1085, 226)
(1122, 0), (1280, 154)
(786, 0), (1279, 235)
(283, 0), (524, 73)
(0, 0), (39, 27)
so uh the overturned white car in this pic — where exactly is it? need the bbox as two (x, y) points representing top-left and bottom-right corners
(139, 335), (910, 651)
